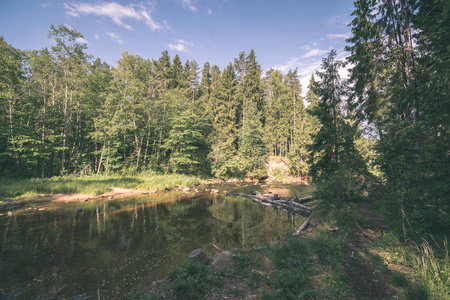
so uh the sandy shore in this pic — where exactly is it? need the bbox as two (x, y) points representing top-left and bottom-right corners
(49, 187), (158, 203)
(0, 188), (159, 213)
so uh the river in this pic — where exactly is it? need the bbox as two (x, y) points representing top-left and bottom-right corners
(0, 183), (313, 299)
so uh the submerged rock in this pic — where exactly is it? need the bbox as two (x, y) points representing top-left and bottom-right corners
(188, 249), (213, 264)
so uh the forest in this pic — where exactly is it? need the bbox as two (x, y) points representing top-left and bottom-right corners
(0, 0), (448, 240)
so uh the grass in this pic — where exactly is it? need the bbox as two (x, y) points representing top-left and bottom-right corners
(378, 234), (449, 300)
(0, 173), (204, 203)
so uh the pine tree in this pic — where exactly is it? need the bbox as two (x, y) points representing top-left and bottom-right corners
(199, 62), (211, 105)
(263, 69), (290, 157)
(188, 60), (200, 103)
(237, 49), (266, 178)
(170, 54), (183, 89)
(310, 51), (366, 207)
(346, 0), (450, 236)
(209, 63), (240, 178)
(210, 64), (221, 90)
(155, 50), (171, 95)
(310, 51), (363, 178)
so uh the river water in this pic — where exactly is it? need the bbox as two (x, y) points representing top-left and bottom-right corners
(0, 183), (313, 299)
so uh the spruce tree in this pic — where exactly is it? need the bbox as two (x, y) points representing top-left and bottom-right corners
(155, 50), (171, 95)
(209, 63), (240, 178)
(309, 51), (366, 206)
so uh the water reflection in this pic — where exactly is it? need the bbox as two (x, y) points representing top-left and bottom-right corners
(0, 187), (307, 299)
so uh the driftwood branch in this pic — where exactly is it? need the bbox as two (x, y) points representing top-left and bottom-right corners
(211, 243), (222, 252)
(231, 191), (313, 218)
(293, 214), (313, 236)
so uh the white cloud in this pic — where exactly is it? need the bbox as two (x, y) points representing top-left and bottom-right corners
(271, 57), (323, 92)
(328, 14), (350, 28)
(63, 23), (75, 30)
(94, 34), (100, 39)
(271, 50), (351, 96)
(107, 32), (119, 39)
(168, 43), (190, 52)
(168, 39), (193, 53)
(180, 0), (197, 12)
(75, 37), (88, 44)
(163, 20), (174, 32)
(63, 2), (164, 31)
(106, 32), (123, 44)
(177, 39), (193, 47)
(303, 48), (328, 58)
(326, 33), (351, 39)
(207, 9), (212, 15)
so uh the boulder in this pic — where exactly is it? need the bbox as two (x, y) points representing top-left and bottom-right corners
(188, 249), (213, 264)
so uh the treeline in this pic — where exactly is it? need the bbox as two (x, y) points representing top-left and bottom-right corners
(0, 25), (318, 179)
(310, 0), (449, 238)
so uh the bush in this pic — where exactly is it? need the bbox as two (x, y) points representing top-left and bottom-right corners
(314, 166), (367, 209)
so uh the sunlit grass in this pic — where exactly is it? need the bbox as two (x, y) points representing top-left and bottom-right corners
(374, 232), (449, 300)
(0, 173), (204, 201)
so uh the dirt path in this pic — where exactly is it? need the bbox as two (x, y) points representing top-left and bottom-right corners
(344, 202), (397, 299)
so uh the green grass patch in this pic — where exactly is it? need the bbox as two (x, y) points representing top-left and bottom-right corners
(0, 173), (204, 202)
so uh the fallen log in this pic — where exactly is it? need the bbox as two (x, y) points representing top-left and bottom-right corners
(293, 215), (312, 236)
(289, 201), (313, 213)
(230, 192), (313, 217)
(293, 195), (313, 203)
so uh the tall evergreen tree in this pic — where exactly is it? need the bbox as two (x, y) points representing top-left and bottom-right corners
(155, 50), (171, 95)
(310, 51), (363, 180)
(170, 54), (183, 89)
(199, 62), (211, 105)
(347, 0), (450, 236)
(209, 63), (240, 178)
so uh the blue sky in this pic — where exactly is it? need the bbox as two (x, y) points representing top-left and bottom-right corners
(0, 0), (354, 90)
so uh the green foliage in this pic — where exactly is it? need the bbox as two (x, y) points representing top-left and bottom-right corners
(239, 101), (267, 178)
(167, 260), (217, 300)
(308, 51), (369, 208)
(346, 0), (450, 240)
(313, 167), (367, 209)
(163, 109), (211, 175)
(208, 63), (240, 178)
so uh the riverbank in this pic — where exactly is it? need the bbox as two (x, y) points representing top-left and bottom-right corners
(0, 174), (310, 213)
(128, 200), (449, 299)
(0, 174), (205, 212)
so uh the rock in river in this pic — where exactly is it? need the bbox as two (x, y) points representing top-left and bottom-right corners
(188, 249), (213, 264)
